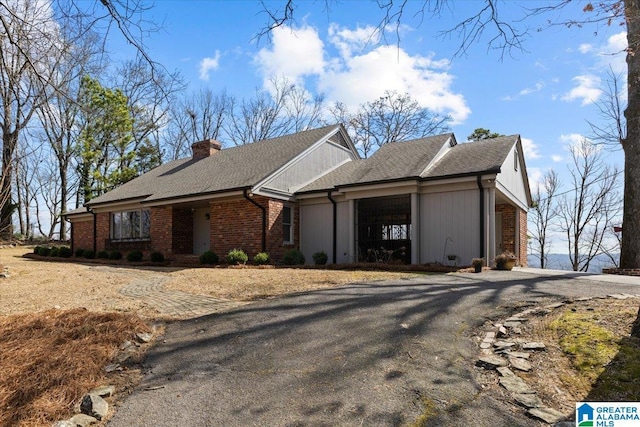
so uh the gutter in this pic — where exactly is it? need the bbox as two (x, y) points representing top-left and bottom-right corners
(477, 176), (485, 261)
(243, 189), (266, 253)
(327, 191), (337, 264)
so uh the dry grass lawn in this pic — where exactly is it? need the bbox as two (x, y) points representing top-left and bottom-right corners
(3, 246), (640, 426)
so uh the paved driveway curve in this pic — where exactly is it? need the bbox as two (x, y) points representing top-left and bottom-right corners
(108, 270), (640, 427)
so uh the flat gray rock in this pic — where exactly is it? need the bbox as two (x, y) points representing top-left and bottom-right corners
(509, 356), (532, 372)
(476, 355), (507, 369)
(90, 385), (115, 397)
(528, 407), (566, 424)
(507, 351), (531, 359)
(522, 342), (546, 350)
(514, 393), (542, 408)
(496, 366), (515, 377)
(52, 421), (75, 427)
(80, 394), (108, 421)
(69, 413), (98, 426)
(499, 376), (535, 394)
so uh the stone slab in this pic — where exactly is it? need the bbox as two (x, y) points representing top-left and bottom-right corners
(509, 356), (532, 372)
(522, 342), (546, 350)
(514, 393), (542, 408)
(499, 376), (535, 394)
(527, 407), (566, 424)
(476, 355), (508, 369)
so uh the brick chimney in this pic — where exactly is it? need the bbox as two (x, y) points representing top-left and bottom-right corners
(191, 139), (222, 160)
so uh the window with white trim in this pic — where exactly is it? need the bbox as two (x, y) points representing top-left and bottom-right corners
(111, 209), (150, 240)
(514, 149), (519, 171)
(283, 206), (293, 244)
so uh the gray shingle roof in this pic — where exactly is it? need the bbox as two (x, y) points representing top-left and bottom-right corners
(422, 135), (518, 179)
(299, 134), (518, 193)
(299, 133), (452, 192)
(87, 124), (341, 206)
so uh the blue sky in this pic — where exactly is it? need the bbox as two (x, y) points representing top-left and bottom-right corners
(108, 1), (626, 202)
(112, 0), (627, 189)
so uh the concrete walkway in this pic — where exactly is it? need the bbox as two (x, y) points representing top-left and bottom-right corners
(514, 266), (640, 285)
(119, 274), (245, 318)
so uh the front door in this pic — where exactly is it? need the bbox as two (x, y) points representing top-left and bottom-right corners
(193, 207), (210, 255)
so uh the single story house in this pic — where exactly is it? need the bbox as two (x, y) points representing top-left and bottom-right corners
(65, 123), (532, 266)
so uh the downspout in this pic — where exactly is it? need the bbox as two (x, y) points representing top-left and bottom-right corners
(477, 176), (485, 261)
(87, 206), (97, 254)
(66, 217), (73, 254)
(327, 191), (337, 264)
(243, 189), (266, 253)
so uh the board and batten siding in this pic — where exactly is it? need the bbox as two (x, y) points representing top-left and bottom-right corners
(262, 141), (353, 194)
(419, 189), (481, 265)
(300, 202), (333, 263)
(495, 144), (529, 210)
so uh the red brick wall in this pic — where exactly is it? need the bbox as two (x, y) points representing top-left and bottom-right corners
(72, 219), (93, 252)
(519, 208), (528, 267)
(496, 203), (527, 267)
(151, 207), (173, 255)
(96, 212), (110, 252)
(209, 196), (300, 263)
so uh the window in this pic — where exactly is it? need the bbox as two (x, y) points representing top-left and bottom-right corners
(283, 206), (293, 244)
(111, 210), (150, 240)
(514, 149), (519, 171)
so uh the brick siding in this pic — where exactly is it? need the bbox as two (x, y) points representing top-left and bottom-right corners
(150, 207), (173, 255)
(71, 219), (93, 252)
(496, 203), (527, 267)
(518, 208), (528, 267)
(209, 196), (299, 263)
(96, 212), (109, 252)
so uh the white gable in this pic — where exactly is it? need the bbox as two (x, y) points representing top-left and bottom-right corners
(495, 140), (531, 210)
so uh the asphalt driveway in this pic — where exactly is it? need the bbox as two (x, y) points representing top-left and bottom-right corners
(108, 269), (640, 427)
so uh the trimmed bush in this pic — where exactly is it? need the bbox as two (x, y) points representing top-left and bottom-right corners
(312, 251), (328, 265)
(40, 247), (52, 257)
(127, 250), (144, 262)
(58, 246), (72, 258)
(97, 250), (109, 259)
(199, 250), (219, 265)
(83, 250), (95, 259)
(227, 249), (248, 265)
(253, 252), (270, 265)
(75, 248), (86, 258)
(150, 251), (165, 263)
(33, 246), (41, 254)
(49, 247), (59, 257)
(108, 251), (123, 260)
(283, 248), (305, 265)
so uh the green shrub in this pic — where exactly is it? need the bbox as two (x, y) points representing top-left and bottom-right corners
(83, 250), (95, 259)
(49, 247), (59, 257)
(283, 248), (305, 265)
(150, 251), (165, 263)
(253, 252), (270, 265)
(312, 251), (328, 265)
(75, 248), (86, 257)
(33, 246), (41, 254)
(97, 250), (109, 259)
(108, 251), (122, 260)
(127, 250), (144, 262)
(227, 248), (248, 265)
(58, 247), (72, 258)
(40, 247), (52, 257)
(199, 250), (219, 265)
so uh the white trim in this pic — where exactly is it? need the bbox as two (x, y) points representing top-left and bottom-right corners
(418, 134), (457, 177)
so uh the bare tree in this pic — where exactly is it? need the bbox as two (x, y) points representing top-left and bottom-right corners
(529, 169), (560, 269)
(328, 91), (451, 158)
(225, 77), (325, 145)
(556, 138), (621, 272)
(588, 66), (626, 148)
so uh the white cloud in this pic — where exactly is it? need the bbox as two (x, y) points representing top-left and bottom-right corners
(254, 24), (471, 124)
(255, 25), (325, 85)
(551, 154), (563, 162)
(561, 75), (602, 106)
(527, 167), (543, 189)
(578, 43), (593, 54)
(598, 31), (627, 75)
(521, 137), (541, 160)
(199, 51), (221, 81)
(519, 81), (544, 96)
(559, 133), (585, 146)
